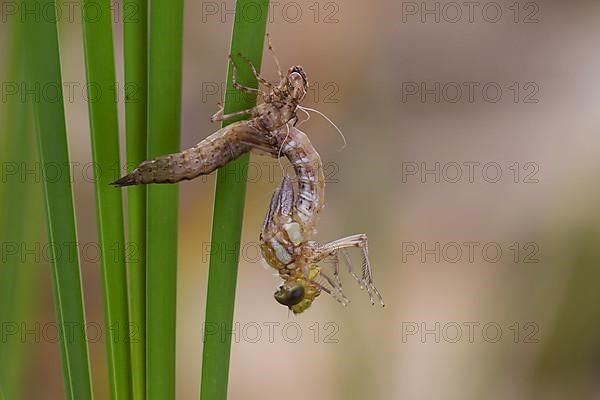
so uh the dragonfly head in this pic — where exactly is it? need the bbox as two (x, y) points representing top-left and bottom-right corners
(274, 266), (321, 314)
(286, 65), (308, 102)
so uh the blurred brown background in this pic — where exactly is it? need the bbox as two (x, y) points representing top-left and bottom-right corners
(3, 0), (600, 398)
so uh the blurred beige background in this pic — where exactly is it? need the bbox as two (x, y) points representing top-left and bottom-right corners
(4, 0), (600, 398)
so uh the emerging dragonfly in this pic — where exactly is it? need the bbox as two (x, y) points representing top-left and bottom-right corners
(259, 125), (384, 313)
(112, 34), (384, 313)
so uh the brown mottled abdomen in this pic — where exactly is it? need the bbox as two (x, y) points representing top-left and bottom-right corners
(111, 121), (265, 186)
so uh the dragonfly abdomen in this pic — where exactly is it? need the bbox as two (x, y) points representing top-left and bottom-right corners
(275, 126), (325, 234)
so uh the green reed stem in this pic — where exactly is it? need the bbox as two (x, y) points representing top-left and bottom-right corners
(123, 0), (148, 398)
(24, 0), (93, 397)
(146, 0), (183, 398)
(200, 1), (270, 399)
(79, 1), (133, 398)
(0, 17), (41, 399)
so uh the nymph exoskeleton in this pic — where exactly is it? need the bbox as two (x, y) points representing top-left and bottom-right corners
(111, 35), (308, 186)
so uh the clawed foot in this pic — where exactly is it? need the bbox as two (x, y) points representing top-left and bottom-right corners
(210, 102), (224, 123)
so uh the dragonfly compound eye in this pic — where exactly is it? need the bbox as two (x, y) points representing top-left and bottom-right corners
(274, 282), (305, 307)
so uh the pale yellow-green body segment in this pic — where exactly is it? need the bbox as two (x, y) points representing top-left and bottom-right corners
(260, 125), (327, 313)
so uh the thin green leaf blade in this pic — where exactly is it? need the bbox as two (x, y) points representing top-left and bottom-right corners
(0, 17), (42, 399)
(123, 0), (149, 398)
(146, 0), (184, 398)
(24, 0), (93, 397)
(200, 1), (270, 399)
(79, 1), (133, 398)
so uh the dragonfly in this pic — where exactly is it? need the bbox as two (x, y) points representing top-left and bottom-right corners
(260, 125), (384, 313)
(112, 34), (384, 313)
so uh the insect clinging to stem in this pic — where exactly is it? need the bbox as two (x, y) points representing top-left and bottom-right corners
(111, 33), (384, 313)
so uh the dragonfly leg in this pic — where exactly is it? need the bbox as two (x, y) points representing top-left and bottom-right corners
(311, 275), (349, 306)
(229, 55), (267, 96)
(328, 253), (343, 290)
(266, 32), (283, 80)
(339, 249), (361, 287)
(314, 234), (384, 306)
(316, 265), (349, 306)
(235, 52), (274, 89)
(210, 104), (256, 123)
